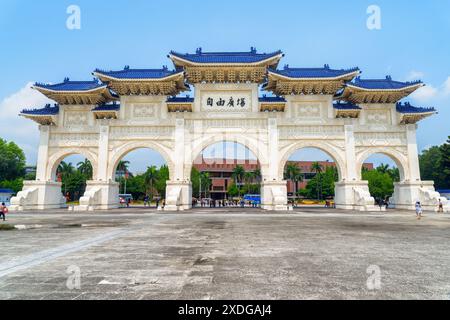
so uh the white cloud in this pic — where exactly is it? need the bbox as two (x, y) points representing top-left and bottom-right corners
(410, 85), (439, 102)
(0, 83), (53, 164)
(443, 76), (450, 96)
(405, 70), (424, 82)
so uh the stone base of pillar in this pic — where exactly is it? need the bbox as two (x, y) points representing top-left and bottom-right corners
(390, 181), (449, 212)
(164, 181), (192, 211)
(261, 180), (288, 211)
(9, 181), (66, 211)
(73, 180), (119, 211)
(335, 181), (379, 211)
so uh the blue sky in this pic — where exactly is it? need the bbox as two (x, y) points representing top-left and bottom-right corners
(0, 0), (449, 171)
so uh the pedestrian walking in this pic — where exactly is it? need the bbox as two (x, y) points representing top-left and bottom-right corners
(438, 199), (444, 213)
(415, 201), (423, 220)
(144, 195), (149, 207)
(0, 202), (7, 221)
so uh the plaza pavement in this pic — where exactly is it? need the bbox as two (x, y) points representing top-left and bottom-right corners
(0, 207), (449, 300)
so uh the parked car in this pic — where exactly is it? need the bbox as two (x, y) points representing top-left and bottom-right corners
(119, 194), (133, 207)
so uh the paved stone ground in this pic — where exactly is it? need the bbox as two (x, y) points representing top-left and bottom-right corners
(0, 207), (449, 300)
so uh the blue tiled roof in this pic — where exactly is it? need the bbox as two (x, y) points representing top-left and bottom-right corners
(350, 76), (422, 90)
(269, 64), (360, 79)
(34, 78), (105, 91)
(333, 102), (361, 110)
(167, 96), (194, 103)
(396, 102), (436, 114)
(21, 104), (59, 115)
(169, 47), (283, 64)
(0, 189), (14, 193)
(259, 95), (286, 103)
(92, 103), (120, 111)
(94, 66), (182, 79)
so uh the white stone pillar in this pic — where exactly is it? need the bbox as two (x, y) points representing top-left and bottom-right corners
(406, 124), (421, 182)
(10, 125), (67, 211)
(74, 120), (119, 211)
(335, 123), (377, 211)
(261, 116), (288, 211)
(165, 117), (192, 211)
(389, 124), (446, 211)
(36, 125), (50, 181)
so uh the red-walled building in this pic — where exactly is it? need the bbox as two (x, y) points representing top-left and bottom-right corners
(193, 157), (374, 199)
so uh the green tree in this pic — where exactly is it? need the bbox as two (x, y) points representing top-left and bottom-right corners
(64, 171), (87, 201)
(362, 169), (394, 200)
(419, 146), (445, 189)
(304, 166), (337, 199)
(116, 160), (130, 174)
(231, 165), (245, 197)
(77, 159), (93, 179)
(155, 165), (169, 198)
(144, 166), (158, 198)
(439, 136), (450, 188)
(0, 138), (26, 181)
(0, 178), (24, 194)
(227, 183), (239, 198)
(284, 163), (302, 203)
(311, 162), (324, 200)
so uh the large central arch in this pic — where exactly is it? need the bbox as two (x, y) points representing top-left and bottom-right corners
(186, 133), (270, 179)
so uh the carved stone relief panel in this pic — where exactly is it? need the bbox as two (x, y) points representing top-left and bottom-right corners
(354, 132), (407, 146)
(365, 109), (391, 124)
(132, 104), (157, 119)
(64, 111), (88, 126)
(293, 102), (323, 119)
(49, 133), (99, 147)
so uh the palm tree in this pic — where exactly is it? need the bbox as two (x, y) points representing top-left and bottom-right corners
(144, 166), (158, 199)
(57, 161), (74, 196)
(77, 159), (93, 179)
(377, 163), (390, 174)
(116, 160), (130, 175)
(253, 168), (262, 184)
(199, 172), (211, 198)
(244, 171), (254, 185)
(311, 162), (323, 200)
(57, 161), (74, 180)
(232, 165), (245, 197)
(284, 163), (302, 205)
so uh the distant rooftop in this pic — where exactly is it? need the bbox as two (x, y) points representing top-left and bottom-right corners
(396, 102), (436, 114)
(259, 95), (286, 103)
(167, 96), (194, 103)
(93, 66), (183, 79)
(333, 101), (361, 110)
(33, 78), (105, 91)
(169, 47), (283, 64)
(269, 64), (360, 79)
(21, 104), (60, 115)
(349, 76), (423, 90)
